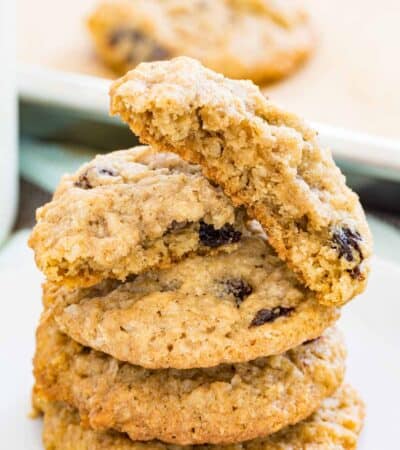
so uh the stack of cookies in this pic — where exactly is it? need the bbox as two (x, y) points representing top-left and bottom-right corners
(30, 58), (372, 450)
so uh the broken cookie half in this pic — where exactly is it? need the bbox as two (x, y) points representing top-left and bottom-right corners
(29, 146), (246, 288)
(110, 56), (372, 306)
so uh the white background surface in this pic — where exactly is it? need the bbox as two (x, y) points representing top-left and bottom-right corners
(0, 234), (399, 448)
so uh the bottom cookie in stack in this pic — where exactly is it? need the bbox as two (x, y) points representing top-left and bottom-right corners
(38, 384), (364, 450)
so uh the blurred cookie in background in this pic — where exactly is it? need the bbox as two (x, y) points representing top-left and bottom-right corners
(88, 0), (314, 83)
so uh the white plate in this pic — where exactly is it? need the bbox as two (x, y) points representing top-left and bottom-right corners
(1, 241), (399, 448)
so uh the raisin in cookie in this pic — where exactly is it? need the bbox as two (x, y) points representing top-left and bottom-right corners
(88, 0), (314, 83)
(34, 313), (345, 445)
(39, 385), (364, 450)
(45, 234), (338, 369)
(29, 146), (245, 288)
(110, 57), (373, 306)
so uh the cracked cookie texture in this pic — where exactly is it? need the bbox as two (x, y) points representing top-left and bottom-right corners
(33, 312), (345, 446)
(88, 0), (314, 82)
(45, 234), (338, 369)
(38, 384), (364, 450)
(29, 146), (245, 288)
(110, 57), (372, 306)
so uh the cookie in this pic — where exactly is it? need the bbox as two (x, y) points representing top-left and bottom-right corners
(29, 146), (246, 288)
(88, 0), (314, 83)
(46, 234), (339, 369)
(110, 57), (373, 306)
(39, 385), (364, 450)
(33, 314), (345, 445)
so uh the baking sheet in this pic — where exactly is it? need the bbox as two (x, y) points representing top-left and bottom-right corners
(18, 0), (400, 139)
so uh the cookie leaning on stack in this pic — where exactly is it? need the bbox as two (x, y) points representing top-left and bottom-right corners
(110, 57), (372, 306)
(30, 58), (370, 449)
